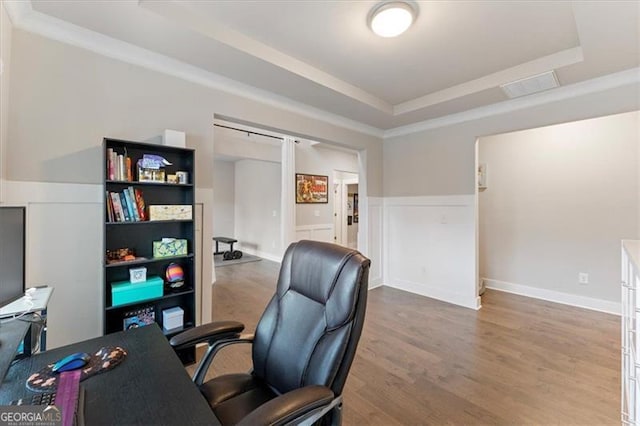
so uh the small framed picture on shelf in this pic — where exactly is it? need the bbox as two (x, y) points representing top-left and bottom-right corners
(138, 167), (165, 183)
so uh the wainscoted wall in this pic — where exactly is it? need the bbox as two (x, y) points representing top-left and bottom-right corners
(2, 180), (103, 348)
(366, 197), (383, 289)
(295, 223), (334, 245)
(383, 195), (479, 309)
(1, 180), (212, 349)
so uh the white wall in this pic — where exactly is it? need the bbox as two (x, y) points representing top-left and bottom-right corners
(479, 111), (639, 311)
(212, 160), (235, 239)
(234, 159), (282, 261)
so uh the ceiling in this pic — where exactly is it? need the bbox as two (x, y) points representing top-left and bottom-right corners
(22, 1), (640, 131)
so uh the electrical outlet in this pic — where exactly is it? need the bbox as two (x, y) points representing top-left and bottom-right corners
(578, 273), (589, 285)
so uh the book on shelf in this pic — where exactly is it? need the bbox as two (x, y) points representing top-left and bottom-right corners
(106, 189), (147, 223)
(107, 148), (133, 182)
(119, 193), (131, 221)
(110, 192), (124, 222)
(134, 188), (147, 221)
(126, 187), (140, 221)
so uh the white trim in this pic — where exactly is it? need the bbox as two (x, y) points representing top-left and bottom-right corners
(3, 1), (382, 138)
(385, 67), (640, 138)
(383, 194), (474, 207)
(2, 180), (102, 203)
(281, 138), (296, 249)
(295, 223), (334, 244)
(239, 248), (282, 264)
(295, 223), (334, 231)
(484, 278), (621, 315)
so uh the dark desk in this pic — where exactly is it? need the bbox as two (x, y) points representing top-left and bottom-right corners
(1, 325), (219, 425)
(0, 318), (32, 382)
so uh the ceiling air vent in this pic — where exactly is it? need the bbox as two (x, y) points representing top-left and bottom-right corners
(500, 70), (559, 98)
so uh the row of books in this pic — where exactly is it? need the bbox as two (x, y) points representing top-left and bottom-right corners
(107, 187), (147, 222)
(107, 148), (133, 181)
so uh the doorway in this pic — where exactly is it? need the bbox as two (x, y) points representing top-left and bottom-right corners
(333, 171), (358, 249)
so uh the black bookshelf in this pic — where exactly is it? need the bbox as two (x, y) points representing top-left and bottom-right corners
(103, 138), (196, 364)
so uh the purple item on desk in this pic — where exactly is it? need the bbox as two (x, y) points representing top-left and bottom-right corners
(27, 346), (127, 392)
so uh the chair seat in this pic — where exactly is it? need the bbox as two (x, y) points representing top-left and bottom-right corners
(199, 373), (278, 426)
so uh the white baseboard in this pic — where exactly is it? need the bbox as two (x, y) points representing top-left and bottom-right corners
(385, 279), (481, 310)
(369, 280), (383, 290)
(239, 247), (282, 264)
(483, 278), (620, 315)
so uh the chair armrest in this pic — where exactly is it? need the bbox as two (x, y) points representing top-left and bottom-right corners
(169, 320), (244, 350)
(237, 385), (335, 426)
(191, 332), (255, 386)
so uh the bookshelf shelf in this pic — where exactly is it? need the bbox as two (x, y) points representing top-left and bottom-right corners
(105, 254), (194, 269)
(105, 219), (193, 226)
(106, 180), (193, 188)
(103, 138), (196, 364)
(105, 288), (195, 312)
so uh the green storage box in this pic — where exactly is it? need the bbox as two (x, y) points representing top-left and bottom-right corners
(111, 276), (164, 306)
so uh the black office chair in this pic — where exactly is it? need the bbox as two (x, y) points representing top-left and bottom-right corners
(170, 240), (371, 426)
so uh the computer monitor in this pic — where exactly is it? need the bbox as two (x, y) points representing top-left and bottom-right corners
(0, 207), (26, 309)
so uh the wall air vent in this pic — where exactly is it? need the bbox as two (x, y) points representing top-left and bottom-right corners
(500, 70), (559, 98)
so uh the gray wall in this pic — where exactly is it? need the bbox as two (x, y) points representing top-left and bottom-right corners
(479, 111), (640, 302)
(0, 4), (12, 187)
(384, 83), (640, 197)
(295, 143), (358, 226)
(212, 160), (235, 239)
(4, 28), (380, 345)
(234, 159), (282, 258)
(383, 79), (639, 309)
(7, 30), (382, 192)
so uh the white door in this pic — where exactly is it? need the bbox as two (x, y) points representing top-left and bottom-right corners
(333, 183), (343, 244)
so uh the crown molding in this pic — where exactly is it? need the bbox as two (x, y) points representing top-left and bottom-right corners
(384, 67), (640, 139)
(3, 1), (384, 138)
(4, 1), (638, 141)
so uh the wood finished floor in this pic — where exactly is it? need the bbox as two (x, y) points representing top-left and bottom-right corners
(189, 259), (620, 425)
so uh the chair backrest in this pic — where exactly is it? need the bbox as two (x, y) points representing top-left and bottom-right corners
(251, 240), (370, 396)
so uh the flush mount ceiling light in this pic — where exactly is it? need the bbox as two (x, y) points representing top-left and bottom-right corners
(368, 2), (417, 38)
